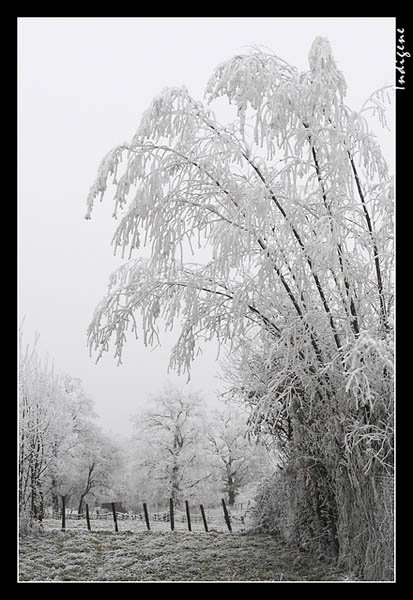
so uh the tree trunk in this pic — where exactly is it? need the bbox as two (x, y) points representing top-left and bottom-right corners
(30, 462), (39, 518)
(38, 490), (44, 522)
(51, 491), (59, 513)
(171, 461), (181, 506)
(61, 495), (66, 531)
(78, 494), (86, 515)
(226, 463), (236, 506)
(78, 464), (95, 515)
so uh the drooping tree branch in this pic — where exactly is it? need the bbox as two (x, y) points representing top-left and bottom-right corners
(347, 152), (389, 334)
(304, 125), (360, 338)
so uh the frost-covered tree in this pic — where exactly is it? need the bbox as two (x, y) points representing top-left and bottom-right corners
(18, 331), (82, 524)
(86, 38), (393, 578)
(19, 329), (55, 525)
(18, 327), (106, 529)
(130, 386), (206, 505)
(44, 376), (96, 510)
(205, 406), (274, 506)
(69, 425), (122, 514)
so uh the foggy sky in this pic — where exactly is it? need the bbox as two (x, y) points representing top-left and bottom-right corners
(18, 17), (395, 436)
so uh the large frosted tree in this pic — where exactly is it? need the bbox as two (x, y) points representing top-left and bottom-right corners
(130, 386), (206, 506)
(86, 38), (394, 578)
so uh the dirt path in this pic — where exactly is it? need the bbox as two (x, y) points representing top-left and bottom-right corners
(19, 529), (357, 582)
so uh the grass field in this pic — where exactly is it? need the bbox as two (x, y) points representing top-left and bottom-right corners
(18, 525), (357, 582)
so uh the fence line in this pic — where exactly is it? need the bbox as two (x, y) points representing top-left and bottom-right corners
(46, 498), (251, 533)
(47, 510), (247, 524)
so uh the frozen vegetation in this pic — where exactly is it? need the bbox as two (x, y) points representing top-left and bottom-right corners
(19, 34), (394, 581)
(19, 528), (356, 582)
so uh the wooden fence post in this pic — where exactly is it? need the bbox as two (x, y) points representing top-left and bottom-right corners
(200, 504), (208, 532)
(221, 498), (232, 532)
(169, 498), (175, 531)
(61, 496), (66, 532)
(111, 502), (119, 532)
(185, 500), (192, 532)
(143, 503), (151, 530)
(85, 503), (91, 531)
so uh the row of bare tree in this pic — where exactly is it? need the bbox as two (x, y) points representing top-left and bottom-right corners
(123, 385), (275, 510)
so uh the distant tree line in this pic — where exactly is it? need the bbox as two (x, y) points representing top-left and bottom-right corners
(124, 385), (275, 511)
(18, 327), (123, 532)
(19, 329), (274, 532)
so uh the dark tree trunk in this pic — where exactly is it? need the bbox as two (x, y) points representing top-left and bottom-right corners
(78, 494), (86, 515)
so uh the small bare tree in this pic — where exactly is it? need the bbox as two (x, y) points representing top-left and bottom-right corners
(206, 407), (273, 506)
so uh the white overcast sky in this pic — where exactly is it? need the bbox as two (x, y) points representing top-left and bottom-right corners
(18, 17), (395, 437)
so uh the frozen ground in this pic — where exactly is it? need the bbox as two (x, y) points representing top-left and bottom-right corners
(18, 524), (357, 582)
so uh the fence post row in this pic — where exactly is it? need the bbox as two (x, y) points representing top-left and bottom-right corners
(200, 504), (209, 532)
(111, 502), (119, 532)
(61, 496), (66, 532)
(185, 500), (192, 532)
(57, 499), (237, 533)
(143, 503), (151, 530)
(221, 498), (232, 532)
(169, 498), (175, 531)
(85, 503), (91, 531)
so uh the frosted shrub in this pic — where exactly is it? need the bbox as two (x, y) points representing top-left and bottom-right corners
(252, 472), (294, 540)
(19, 510), (33, 537)
(334, 461), (394, 579)
(19, 507), (44, 537)
(253, 461), (339, 561)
